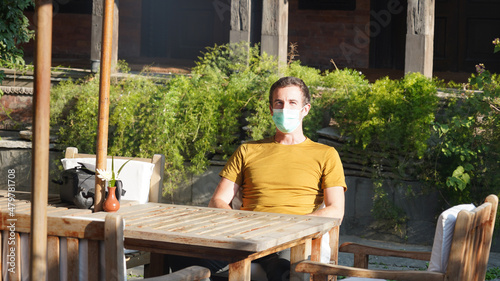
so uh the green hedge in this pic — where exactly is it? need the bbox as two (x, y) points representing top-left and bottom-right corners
(50, 43), (500, 206)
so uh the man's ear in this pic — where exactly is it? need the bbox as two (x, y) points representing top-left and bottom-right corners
(269, 105), (274, 115)
(302, 103), (311, 117)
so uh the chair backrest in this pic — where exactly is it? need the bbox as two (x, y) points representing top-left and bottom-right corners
(445, 194), (498, 281)
(0, 209), (125, 281)
(64, 147), (165, 203)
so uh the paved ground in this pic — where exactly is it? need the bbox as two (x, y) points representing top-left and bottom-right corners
(126, 234), (500, 280)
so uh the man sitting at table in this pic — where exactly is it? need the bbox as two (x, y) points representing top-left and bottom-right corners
(169, 76), (347, 281)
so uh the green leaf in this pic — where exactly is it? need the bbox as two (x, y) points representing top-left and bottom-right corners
(452, 166), (465, 177)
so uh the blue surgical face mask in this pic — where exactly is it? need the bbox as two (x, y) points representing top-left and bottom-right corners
(272, 106), (305, 133)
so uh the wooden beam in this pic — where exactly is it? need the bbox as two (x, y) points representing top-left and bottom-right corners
(31, 0), (53, 279)
(261, 0), (289, 68)
(91, 0), (119, 73)
(404, 0), (435, 78)
(230, 0), (252, 43)
(94, 0), (115, 212)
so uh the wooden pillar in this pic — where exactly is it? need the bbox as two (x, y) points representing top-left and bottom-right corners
(261, 0), (289, 68)
(404, 0), (435, 78)
(31, 0), (52, 279)
(91, 0), (119, 73)
(230, 0), (251, 43)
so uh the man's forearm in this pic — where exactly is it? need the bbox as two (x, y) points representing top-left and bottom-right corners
(309, 205), (344, 222)
(208, 198), (233, 209)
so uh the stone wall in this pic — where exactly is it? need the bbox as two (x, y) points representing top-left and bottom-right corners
(170, 164), (440, 246)
(0, 131), (63, 194)
(177, 168), (500, 251)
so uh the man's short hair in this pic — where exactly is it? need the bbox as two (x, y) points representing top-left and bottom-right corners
(269, 76), (311, 107)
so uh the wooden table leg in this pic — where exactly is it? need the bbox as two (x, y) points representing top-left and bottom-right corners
(311, 236), (322, 262)
(290, 239), (312, 281)
(148, 253), (169, 277)
(229, 258), (251, 281)
(329, 227), (339, 281)
(311, 237), (329, 281)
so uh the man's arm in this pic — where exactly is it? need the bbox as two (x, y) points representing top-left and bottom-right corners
(309, 186), (345, 222)
(208, 177), (240, 209)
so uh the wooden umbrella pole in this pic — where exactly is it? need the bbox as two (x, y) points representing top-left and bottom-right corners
(30, 0), (52, 280)
(94, 0), (115, 212)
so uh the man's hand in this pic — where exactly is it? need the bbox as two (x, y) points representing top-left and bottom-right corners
(208, 177), (240, 209)
(308, 186), (345, 222)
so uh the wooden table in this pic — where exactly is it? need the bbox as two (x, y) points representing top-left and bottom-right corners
(0, 191), (339, 281)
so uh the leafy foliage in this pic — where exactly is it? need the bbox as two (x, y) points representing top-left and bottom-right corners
(314, 70), (438, 174)
(50, 43), (499, 207)
(52, 44), (280, 193)
(494, 38), (500, 54)
(0, 0), (34, 85)
(486, 267), (500, 280)
(428, 68), (500, 204)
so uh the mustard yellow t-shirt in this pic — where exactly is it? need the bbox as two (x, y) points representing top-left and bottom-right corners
(219, 137), (346, 215)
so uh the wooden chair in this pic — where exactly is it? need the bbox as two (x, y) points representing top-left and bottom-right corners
(64, 147), (165, 273)
(0, 210), (211, 281)
(64, 147), (165, 204)
(295, 194), (498, 281)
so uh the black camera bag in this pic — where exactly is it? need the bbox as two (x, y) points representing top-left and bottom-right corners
(58, 165), (125, 209)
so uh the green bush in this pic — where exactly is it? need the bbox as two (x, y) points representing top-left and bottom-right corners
(51, 44), (280, 193)
(428, 69), (500, 204)
(0, 0), (34, 83)
(312, 70), (438, 172)
(50, 43), (499, 206)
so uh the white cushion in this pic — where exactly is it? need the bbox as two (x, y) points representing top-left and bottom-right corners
(61, 158), (155, 204)
(427, 203), (475, 273)
(339, 268), (395, 281)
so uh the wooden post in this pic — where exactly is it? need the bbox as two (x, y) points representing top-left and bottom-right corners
(30, 0), (52, 280)
(91, 0), (119, 73)
(261, 0), (289, 68)
(94, 0), (115, 212)
(230, 0), (251, 43)
(404, 0), (435, 78)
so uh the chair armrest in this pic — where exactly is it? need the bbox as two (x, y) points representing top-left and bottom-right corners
(295, 260), (444, 281)
(339, 242), (432, 268)
(143, 266), (210, 281)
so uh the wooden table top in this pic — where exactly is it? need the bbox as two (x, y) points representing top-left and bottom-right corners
(0, 190), (338, 261)
(88, 202), (336, 254)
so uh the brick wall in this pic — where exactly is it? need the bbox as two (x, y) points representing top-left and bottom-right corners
(0, 94), (33, 130)
(23, 12), (91, 59)
(22, 1), (141, 61)
(288, 0), (370, 70)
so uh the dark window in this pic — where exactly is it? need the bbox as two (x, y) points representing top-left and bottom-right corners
(55, 0), (92, 14)
(26, 0), (93, 14)
(298, 0), (356, 11)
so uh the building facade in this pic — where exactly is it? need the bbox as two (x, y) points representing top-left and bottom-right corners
(22, 0), (500, 73)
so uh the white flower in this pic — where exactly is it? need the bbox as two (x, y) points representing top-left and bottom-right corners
(96, 169), (112, 181)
